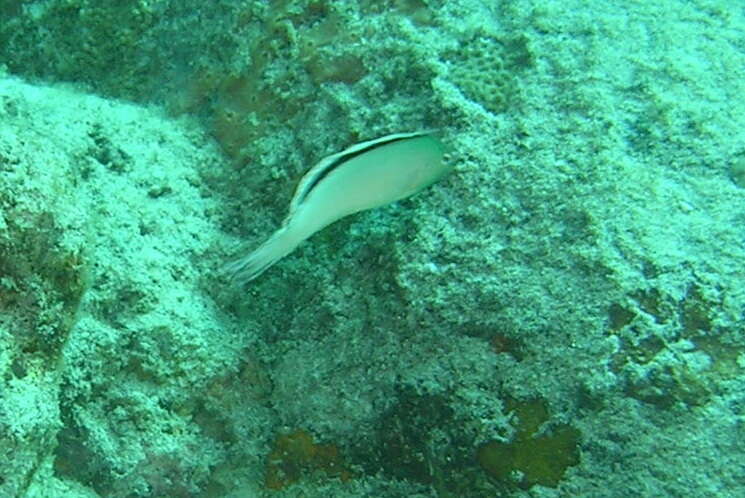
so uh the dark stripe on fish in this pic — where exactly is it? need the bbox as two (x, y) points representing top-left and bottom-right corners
(297, 134), (420, 205)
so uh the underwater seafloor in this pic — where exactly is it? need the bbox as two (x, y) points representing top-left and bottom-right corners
(1, 1), (744, 497)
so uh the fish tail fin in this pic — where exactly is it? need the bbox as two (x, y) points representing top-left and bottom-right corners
(223, 225), (303, 285)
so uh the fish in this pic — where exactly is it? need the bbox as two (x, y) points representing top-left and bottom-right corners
(224, 130), (451, 284)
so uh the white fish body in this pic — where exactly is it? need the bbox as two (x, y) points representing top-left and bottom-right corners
(225, 131), (450, 284)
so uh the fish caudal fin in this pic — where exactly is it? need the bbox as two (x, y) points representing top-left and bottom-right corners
(223, 225), (304, 285)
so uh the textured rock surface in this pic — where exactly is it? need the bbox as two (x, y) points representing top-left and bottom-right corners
(1, 1), (744, 496)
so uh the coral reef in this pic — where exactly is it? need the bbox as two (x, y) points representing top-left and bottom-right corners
(0, 1), (744, 497)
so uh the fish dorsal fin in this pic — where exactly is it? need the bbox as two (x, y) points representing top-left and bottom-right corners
(287, 131), (434, 220)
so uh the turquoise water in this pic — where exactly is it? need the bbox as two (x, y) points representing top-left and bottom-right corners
(0, 1), (743, 496)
